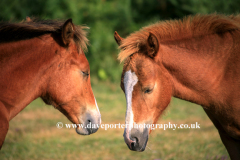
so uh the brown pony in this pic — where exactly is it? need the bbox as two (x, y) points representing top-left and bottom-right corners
(0, 18), (101, 149)
(114, 14), (240, 159)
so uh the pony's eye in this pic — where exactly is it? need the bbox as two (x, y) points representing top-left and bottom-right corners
(82, 71), (89, 76)
(144, 88), (153, 94)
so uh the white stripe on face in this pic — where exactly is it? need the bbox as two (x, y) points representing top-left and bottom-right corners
(94, 97), (100, 114)
(94, 96), (101, 124)
(124, 70), (138, 136)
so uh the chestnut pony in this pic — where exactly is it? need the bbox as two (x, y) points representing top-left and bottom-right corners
(114, 14), (240, 159)
(0, 18), (101, 149)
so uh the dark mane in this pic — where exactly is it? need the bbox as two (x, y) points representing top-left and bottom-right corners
(118, 14), (240, 62)
(0, 18), (89, 52)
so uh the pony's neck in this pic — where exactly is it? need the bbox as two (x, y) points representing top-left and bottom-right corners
(161, 32), (233, 107)
(0, 35), (59, 120)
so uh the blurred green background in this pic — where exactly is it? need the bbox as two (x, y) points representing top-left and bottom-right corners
(1, 0), (240, 159)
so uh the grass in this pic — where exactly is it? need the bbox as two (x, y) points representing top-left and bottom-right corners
(0, 80), (229, 160)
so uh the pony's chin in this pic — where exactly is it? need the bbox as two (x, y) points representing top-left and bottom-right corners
(75, 124), (99, 135)
(76, 127), (89, 135)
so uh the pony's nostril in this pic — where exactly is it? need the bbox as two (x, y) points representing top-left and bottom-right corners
(84, 116), (99, 135)
(131, 137), (138, 149)
(131, 141), (135, 149)
(86, 119), (92, 134)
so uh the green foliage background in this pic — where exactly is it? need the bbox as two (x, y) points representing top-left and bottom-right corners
(0, 0), (240, 81)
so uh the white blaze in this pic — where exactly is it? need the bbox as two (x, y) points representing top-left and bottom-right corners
(94, 96), (101, 124)
(124, 70), (138, 135)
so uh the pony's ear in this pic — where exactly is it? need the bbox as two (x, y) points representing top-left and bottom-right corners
(147, 32), (159, 58)
(62, 18), (74, 46)
(114, 31), (123, 46)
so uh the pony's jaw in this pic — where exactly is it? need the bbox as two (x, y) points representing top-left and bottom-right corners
(55, 95), (101, 135)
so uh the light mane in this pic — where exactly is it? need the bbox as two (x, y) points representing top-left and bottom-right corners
(118, 14), (240, 63)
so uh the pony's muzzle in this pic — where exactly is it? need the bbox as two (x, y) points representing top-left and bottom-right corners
(124, 127), (148, 152)
(76, 111), (101, 135)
